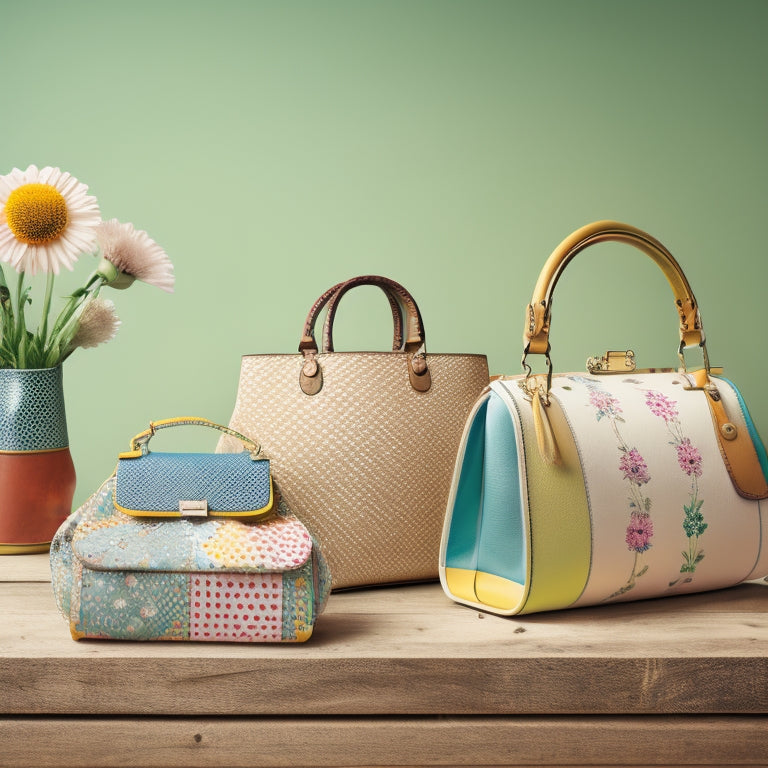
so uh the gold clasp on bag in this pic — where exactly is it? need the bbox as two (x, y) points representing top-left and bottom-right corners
(179, 500), (208, 517)
(586, 350), (636, 375)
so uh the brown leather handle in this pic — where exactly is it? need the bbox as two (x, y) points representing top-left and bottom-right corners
(298, 275), (431, 395)
(316, 282), (405, 354)
(523, 221), (705, 359)
(321, 275), (429, 354)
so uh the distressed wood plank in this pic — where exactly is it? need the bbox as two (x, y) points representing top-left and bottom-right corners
(5, 582), (768, 660)
(1, 716), (766, 768)
(2, 582), (768, 715)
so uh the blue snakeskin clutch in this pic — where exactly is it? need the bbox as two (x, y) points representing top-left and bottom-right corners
(115, 451), (273, 517)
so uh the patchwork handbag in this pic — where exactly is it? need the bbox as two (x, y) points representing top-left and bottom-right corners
(50, 418), (330, 642)
(440, 220), (768, 615)
(218, 275), (489, 589)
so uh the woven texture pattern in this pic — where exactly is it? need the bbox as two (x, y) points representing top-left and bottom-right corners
(115, 452), (270, 514)
(219, 351), (489, 588)
(0, 366), (68, 452)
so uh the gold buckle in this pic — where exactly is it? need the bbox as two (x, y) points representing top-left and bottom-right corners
(586, 350), (636, 375)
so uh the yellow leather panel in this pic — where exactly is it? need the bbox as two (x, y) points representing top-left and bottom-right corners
(444, 567), (479, 604)
(474, 571), (526, 611)
(510, 386), (591, 613)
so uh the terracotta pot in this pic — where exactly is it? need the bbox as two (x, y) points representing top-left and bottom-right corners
(0, 366), (76, 554)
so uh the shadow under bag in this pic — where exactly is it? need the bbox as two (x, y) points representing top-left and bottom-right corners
(440, 220), (768, 616)
(51, 418), (330, 641)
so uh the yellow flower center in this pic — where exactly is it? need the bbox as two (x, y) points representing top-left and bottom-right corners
(4, 183), (69, 245)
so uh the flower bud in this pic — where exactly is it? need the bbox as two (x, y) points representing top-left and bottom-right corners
(96, 257), (136, 290)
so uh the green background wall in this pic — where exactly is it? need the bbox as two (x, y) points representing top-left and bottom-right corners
(1, 0), (766, 509)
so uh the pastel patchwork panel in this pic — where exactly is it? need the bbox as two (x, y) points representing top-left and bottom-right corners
(50, 476), (331, 642)
(190, 573), (283, 642)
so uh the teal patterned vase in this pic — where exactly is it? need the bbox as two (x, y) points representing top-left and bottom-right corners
(0, 366), (76, 554)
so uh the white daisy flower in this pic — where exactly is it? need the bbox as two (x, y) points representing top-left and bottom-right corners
(96, 219), (175, 293)
(0, 165), (101, 275)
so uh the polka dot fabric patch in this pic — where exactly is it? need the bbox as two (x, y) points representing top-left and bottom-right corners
(190, 574), (284, 642)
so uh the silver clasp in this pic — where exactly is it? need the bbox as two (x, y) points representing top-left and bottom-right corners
(179, 500), (208, 517)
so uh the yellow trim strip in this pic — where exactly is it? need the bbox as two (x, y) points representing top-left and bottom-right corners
(0, 447), (69, 455)
(0, 542), (51, 554)
(113, 478), (275, 519)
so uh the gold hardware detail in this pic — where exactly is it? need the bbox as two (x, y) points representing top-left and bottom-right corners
(720, 423), (738, 441)
(179, 500), (208, 517)
(586, 350), (636, 375)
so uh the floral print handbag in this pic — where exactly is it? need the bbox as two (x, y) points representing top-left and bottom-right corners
(50, 418), (330, 641)
(440, 221), (768, 615)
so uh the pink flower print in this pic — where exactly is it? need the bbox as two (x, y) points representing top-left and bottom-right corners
(645, 391), (679, 422)
(589, 390), (623, 419)
(625, 513), (654, 553)
(619, 448), (651, 486)
(676, 438), (703, 477)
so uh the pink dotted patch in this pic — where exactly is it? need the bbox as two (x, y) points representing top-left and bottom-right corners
(189, 574), (283, 642)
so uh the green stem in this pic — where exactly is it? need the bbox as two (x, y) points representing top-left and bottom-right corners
(39, 270), (55, 346)
(44, 276), (106, 365)
(14, 271), (27, 368)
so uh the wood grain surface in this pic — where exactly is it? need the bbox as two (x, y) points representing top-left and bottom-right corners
(2, 554), (767, 767)
(1, 716), (767, 767)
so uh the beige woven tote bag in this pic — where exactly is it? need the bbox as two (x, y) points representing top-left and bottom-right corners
(218, 275), (489, 589)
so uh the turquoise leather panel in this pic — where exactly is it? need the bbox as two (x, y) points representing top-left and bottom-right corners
(444, 391), (526, 588)
(476, 390), (526, 585)
(716, 376), (768, 480)
(444, 397), (487, 571)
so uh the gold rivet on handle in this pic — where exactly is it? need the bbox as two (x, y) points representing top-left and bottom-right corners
(721, 423), (737, 441)
(302, 359), (317, 377)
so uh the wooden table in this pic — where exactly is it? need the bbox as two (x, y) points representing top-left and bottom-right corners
(1, 554), (767, 767)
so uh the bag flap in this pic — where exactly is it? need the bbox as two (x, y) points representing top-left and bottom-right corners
(114, 451), (273, 518)
(72, 478), (314, 574)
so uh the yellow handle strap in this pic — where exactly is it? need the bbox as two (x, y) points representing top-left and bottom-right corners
(122, 417), (261, 458)
(523, 221), (705, 359)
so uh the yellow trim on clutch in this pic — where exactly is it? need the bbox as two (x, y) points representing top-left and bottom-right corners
(113, 478), (275, 519)
(117, 449), (143, 460)
(293, 626), (314, 642)
(70, 622), (86, 641)
(0, 447), (69, 455)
